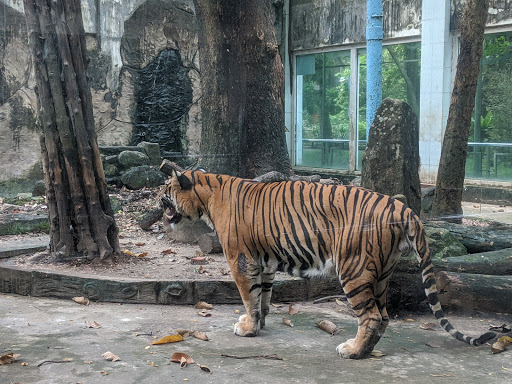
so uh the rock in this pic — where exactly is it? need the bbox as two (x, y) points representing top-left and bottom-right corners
(137, 141), (162, 165)
(0, 213), (49, 236)
(424, 226), (467, 259)
(103, 163), (119, 178)
(361, 98), (421, 215)
(165, 219), (212, 244)
(120, 166), (166, 189)
(32, 180), (46, 197)
(103, 155), (119, 165)
(109, 197), (123, 214)
(421, 186), (436, 216)
(118, 151), (150, 168)
(99, 146), (146, 156)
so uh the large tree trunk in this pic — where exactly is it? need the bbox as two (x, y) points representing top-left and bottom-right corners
(24, 0), (119, 260)
(193, 0), (291, 178)
(431, 0), (490, 222)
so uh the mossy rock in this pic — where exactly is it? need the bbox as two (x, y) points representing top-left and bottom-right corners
(424, 226), (467, 259)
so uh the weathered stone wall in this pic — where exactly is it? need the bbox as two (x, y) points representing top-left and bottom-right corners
(452, 0), (512, 30)
(290, 0), (422, 51)
(0, 0), (201, 183)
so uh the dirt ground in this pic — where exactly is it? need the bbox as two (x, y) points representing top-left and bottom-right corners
(0, 186), (295, 282)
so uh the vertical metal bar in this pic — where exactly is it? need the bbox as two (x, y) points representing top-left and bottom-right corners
(366, 0), (383, 137)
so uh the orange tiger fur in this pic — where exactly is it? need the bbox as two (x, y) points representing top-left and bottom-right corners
(161, 170), (495, 359)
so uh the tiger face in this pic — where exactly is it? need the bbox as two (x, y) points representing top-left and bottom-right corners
(160, 169), (215, 230)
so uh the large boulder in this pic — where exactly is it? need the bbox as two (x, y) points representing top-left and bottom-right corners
(120, 165), (166, 189)
(118, 150), (150, 168)
(361, 98), (421, 215)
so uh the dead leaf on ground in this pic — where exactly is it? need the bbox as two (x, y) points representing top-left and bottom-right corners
(72, 297), (89, 306)
(191, 256), (208, 265)
(220, 269), (230, 275)
(135, 242), (146, 246)
(171, 352), (194, 367)
(335, 298), (345, 306)
(152, 334), (184, 345)
(430, 374), (454, 377)
(491, 336), (512, 354)
(282, 318), (294, 327)
(176, 329), (209, 341)
(198, 310), (212, 317)
(420, 322), (439, 331)
(316, 319), (339, 335)
(406, 318), (415, 322)
(161, 248), (177, 255)
(0, 353), (21, 365)
(370, 350), (385, 357)
(102, 352), (121, 362)
(85, 321), (102, 328)
(199, 365), (211, 373)
(136, 252), (148, 258)
(122, 249), (136, 256)
(288, 303), (299, 315)
(197, 266), (208, 274)
(426, 340), (442, 348)
(195, 301), (213, 310)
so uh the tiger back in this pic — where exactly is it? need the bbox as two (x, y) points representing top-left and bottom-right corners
(161, 169), (495, 359)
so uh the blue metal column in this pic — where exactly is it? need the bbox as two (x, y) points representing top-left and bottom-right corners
(366, 0), (383, 137)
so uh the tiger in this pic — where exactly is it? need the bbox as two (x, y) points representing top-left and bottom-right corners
(160, 168), (496, 359)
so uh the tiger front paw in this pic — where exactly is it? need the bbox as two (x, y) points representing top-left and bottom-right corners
(336, 338), (366, 359)
(234, 314), (259, 337)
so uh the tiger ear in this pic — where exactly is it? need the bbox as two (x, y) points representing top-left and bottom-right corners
(175, 171), (192, 191)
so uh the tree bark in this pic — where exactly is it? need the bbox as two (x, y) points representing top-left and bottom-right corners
(431, 0), (490, 223)
(24, 0), (119, 260)
(193, 0), (291, 178)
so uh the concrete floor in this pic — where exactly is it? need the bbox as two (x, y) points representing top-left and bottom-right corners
(1, 294), (511, 384)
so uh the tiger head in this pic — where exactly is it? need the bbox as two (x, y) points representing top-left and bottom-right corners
(160, 169), (215, 229)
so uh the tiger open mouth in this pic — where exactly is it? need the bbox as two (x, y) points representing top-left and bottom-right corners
(161, 195), (182, 226)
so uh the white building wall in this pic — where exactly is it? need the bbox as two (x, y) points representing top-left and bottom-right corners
(419, 0), (453, 184)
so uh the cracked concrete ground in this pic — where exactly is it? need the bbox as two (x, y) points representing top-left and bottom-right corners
(1, 294), (511, 384)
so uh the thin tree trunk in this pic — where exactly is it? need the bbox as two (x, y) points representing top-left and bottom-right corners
(194, 0), (291, 178)
(24, 0), (119, 260)
(431, 0), (490, 222)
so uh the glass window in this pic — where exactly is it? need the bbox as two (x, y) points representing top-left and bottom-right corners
(295, 51), (351, 169)
(357, 42), (421, 169)
(468, 32), (512, 181)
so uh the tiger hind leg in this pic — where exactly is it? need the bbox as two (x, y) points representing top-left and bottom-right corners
(260, 269), (276, 328)
(229, 252), (262, 337)
(336, 280), (382, 359)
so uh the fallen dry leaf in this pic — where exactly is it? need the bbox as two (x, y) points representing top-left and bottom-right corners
(161, 248), (177, 255)
(197, 266), (208, 274)
(220, 269), (230, 275)
(152, 334), (184, 345)
(420, 322), (438, 331)
(370, 350), (385, 357)
(282, 318), (294, 327)
(491, 336), (512, 354)
(288, 303), (299, 315)
(316, 319), (339, 335)
(191, 256), (208, 265)
(198, 310), (212, 317)
(85, 321), (102, 328)
(199, 365), (211, 373)
(102, 352), (121, 362)
(147, 361), (159, 367)
(406, 318), (415, 322)
(335, 298), (345, 306)
(0, 353), (21, 365)
(426, 340), (442, 348)
(195, 301), (213, 310)
(121, 249), (136, 256)
(171, 353), (194, 366)
(175, 329), (209, 341)
(72, 297), (89, 306)
(136, 252), (148, 258)
(135, 242), (146, 246)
